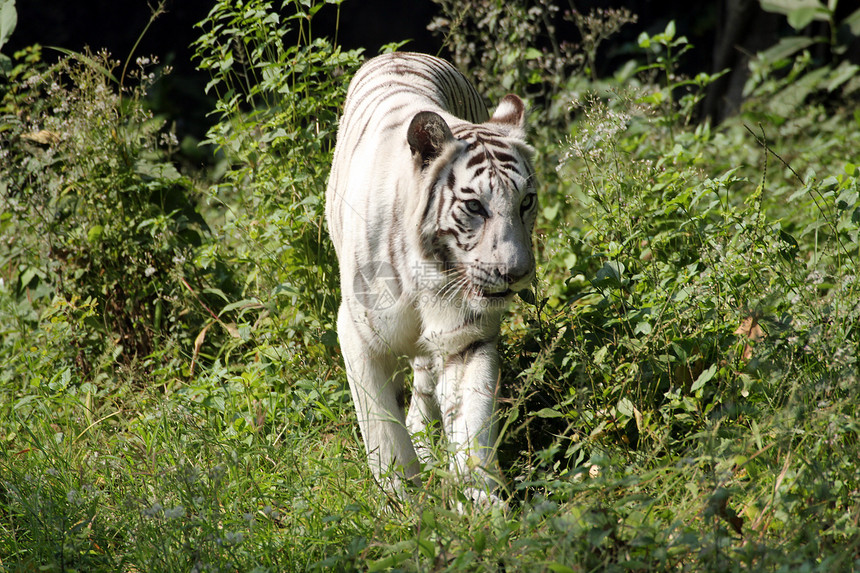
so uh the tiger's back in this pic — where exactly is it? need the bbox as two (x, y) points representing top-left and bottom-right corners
(326, 52), (489, 259)
(325, 52), (537, 501)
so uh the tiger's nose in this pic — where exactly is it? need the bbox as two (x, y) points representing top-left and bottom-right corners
(494, 255), (532, 288)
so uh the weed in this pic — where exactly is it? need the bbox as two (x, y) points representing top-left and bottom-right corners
(0, 47), (221, 377)
(1, 0), (859, 570)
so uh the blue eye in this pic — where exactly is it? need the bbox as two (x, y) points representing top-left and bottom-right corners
(464, 199), (487, 217)
(520, 193), (536, 214)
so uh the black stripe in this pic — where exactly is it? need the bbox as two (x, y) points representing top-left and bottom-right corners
(445, 338), (496, 367)
(466, 151), (487, 168)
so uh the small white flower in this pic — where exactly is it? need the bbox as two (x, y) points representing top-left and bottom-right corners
(160, 131), (179, 147)
(145, 266), (157, 277)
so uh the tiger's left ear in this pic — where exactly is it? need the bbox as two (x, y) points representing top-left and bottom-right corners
(408, 111), (455, 167)
(489, 94), (526, 128)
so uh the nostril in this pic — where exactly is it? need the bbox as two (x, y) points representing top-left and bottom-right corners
(490, 259), (531, 286)
(492, 267), (514, 284)
(496, 268), (522, 285)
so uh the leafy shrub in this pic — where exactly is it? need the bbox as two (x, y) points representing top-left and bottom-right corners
(0, 47), (219, 377)
(2, 0), (860, 570)
(748, 0), (860, 119)
(429, 0), (636, 119)
(191, 0), (363, 370)
(495, 16), (860, 570)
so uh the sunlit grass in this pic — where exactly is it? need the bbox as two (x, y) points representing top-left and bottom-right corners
(2, 0), (859, 571)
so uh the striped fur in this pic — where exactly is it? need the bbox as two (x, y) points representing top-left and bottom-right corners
(326, 52), (536, 502)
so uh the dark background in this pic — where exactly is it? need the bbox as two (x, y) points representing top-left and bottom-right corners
(6, 0), (854, 140)
(7, 1), (722, 76)
(6, 0), (451, 148)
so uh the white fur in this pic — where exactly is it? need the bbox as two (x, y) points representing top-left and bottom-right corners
(325, 53), (535, 502)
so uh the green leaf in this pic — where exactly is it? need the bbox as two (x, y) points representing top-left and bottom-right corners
(0, 0), (15, 53)
(135, 159), (182, 181)
(634, 320), (652, 335)
(320, 330), (338, 347)
(367, 548), (411, 571)
(757, 36), (818, 63)
(789, 6), (830, 29)
(592, 261), (626, 288)
(535, 407), (563, 418)
(836, 188), (858, 210)
(518, 288), (537, 305)
(778, 229), (800, 260)
(843, 7), (860, 35)
(220, 298), (261, 314)
(19, 266), (38, 288)
(690, 363), (717, 393)
(665, 20), (676, 40)
(826, 61), (860, 92)
(760, 0), (830, 30)
(87, 225), (104, 245)
(524, 47), (543, 60)
(617, 397), (635, 418)
(416, 536), (435, 559)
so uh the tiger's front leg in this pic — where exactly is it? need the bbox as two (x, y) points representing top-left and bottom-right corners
(437, 339), (502, 500)
(337, 307), (421, 493)
(406, 356), (442, 466)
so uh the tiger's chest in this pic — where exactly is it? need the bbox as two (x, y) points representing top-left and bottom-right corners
(360, 280), (500, 360)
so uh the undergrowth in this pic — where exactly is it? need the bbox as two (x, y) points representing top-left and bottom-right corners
(1, 0), (859, 571)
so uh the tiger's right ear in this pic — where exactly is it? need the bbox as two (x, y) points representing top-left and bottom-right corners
(407, 111), (454, 167)
(489, 94), (526, 129)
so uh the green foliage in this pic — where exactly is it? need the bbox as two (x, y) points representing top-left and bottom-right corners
(428, 0), (637, 126)
(1, 0), (860, 570)
(637, 21), (728, 129)
(191, 0), (363, 366)
(747, 0), (860, 119)
(0, 47), (220, 376)
(0, 0), (15, 57)
(498, 11), (860, 570)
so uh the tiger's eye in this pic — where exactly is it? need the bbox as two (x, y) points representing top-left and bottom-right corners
(465, 199), (486, 216)
(520, 193), (536, 213)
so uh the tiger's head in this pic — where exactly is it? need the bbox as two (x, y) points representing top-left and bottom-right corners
(407, 95), (537, 307)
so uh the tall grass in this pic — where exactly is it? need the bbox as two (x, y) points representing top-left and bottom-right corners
(1, 0), (859, 571)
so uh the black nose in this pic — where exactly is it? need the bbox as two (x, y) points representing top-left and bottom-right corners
(494, 265), (528, 285)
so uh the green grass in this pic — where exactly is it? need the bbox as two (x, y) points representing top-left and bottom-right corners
(2, 0), (860, 571)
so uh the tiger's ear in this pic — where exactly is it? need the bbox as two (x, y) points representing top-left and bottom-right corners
(489, 94), (526, 128)
(407, 111), (454, 167)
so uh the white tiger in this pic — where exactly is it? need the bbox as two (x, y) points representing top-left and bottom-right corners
(325, 52), (536, 502)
